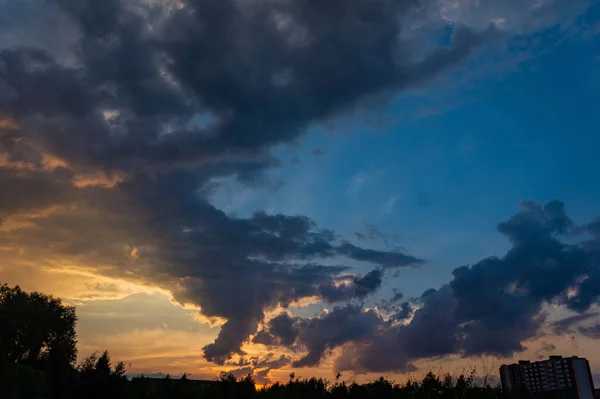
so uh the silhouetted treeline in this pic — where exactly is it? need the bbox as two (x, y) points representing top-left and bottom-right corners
(3, 365), (514, 399)
(1, 283), (522, 399)
(127, 371), (509, 399)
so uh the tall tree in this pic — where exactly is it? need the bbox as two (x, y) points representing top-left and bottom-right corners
(0, 284), (77, 371)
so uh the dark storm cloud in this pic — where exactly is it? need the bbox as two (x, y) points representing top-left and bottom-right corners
(252, 305), (385, 368)
(0, 0), (493, 173)
(292, 305), (383, 368)
(330, 201), (600, 373)
(140, 184), (411, 364)
(354, 269), (384, 298)
(256, 312), (300, 347)
(0, 157), (409, 363)
(254, 304), (386, 357)
(267, 313), (299, 347)
(251, 330), (276, 347)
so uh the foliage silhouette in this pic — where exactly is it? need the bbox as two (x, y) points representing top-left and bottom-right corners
(1, 284), (77, 398)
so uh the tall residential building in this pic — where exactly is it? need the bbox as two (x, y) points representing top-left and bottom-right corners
(500, 356), (595, 399)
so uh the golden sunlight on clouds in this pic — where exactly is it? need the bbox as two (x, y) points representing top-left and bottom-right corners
(3, 250), (599, 384)
(0, 147), (68, 172)
(40, 152), (70, 170)
(0, 152), (31, 170)
(72, 171), (127, 188)
(0, 257), (227, 378)
(0, 115), (19, 130)
(262, 295), (322, 321)
(191, 312), (228, 329)
(0, 205), (74, 232)
(3, 249), (598, 384)
(0, 261), (154, 301)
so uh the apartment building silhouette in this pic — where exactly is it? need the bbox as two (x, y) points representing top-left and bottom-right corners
(500, 356), (595, 399)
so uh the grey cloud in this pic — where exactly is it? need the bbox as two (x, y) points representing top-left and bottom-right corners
(250, 313), (300, 349)
(267, 313), (299, 347)
(390, 302), (413, 323)
(335, 201), (600, 373)
(391, 291), (404, 302)
(429, 0), (590, 34)
(354, 223), (403, 249)
(375, 291), (412, 322)
(568, 269), (600, 312)
(552, 312), (600, 335)
(253, 305), (385, 369)
(337, 242), (424, 268)
(0, 0), (79, 62)
(540, 342), (557, 352)
(116, 170), (412, 361)
(0, 0), (497, 174)
(0, 168), (73, 219)
(252, 354), (292, 370)
(579, 218), (600, 237)
(354, 232), (366, 241)
(203, 318), (260, 364)
(318, 269), (383, 303)
(251, 330), (276, 347)
(354, 269), (384, 299)
(292, 304), (383, 368)
(0, 164), (415, 364)
(578, 325), (600, 340)
(576, 219), (600, 253)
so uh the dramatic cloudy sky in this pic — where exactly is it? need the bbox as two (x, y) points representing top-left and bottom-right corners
(1, 0), (600, 385)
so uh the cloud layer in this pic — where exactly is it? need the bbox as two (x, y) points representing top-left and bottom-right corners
(0, 0), (595, 376)
(251, 201), (600, 373)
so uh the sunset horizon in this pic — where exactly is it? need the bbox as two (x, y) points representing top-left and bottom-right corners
(2, 0), (600, 391)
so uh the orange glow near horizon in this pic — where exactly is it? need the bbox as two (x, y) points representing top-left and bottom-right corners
(3, 259), (600, 385)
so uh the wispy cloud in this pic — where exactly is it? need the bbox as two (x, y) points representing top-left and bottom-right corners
(383, 194), (402, 215)
(347, 171), (384, 196)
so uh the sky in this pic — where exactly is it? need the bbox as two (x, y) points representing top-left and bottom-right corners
(1, 0), (600, 386)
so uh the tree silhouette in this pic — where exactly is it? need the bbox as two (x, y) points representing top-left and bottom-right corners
(0, 283), (77, 398)
(74, 351), (127, 399)
(0, 284), (77, 370)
